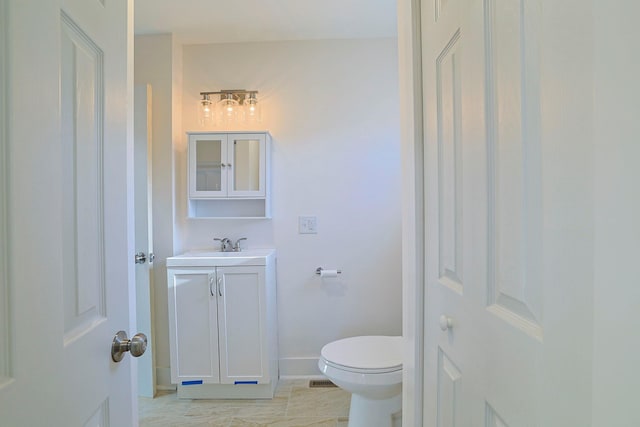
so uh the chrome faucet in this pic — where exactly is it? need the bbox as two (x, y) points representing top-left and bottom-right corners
(233, 238), (247, 252)
(214, 237), (233, 252)
(214, 237), (247, 252)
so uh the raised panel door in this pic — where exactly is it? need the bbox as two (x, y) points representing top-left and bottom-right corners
(167, 268), (221, 385)
(0, 0), (134, 425)
(422, 0), (595, 424)
(217, 266), (269, 384)
(423, 0), (546, 425)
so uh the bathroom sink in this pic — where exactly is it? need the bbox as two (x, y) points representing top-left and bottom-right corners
(167, 249), (275, 267)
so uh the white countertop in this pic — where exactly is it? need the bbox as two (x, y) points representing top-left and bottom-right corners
(167, 248), (275, 267)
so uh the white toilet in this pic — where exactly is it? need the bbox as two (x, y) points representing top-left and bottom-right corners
(318, 336), (402, 427)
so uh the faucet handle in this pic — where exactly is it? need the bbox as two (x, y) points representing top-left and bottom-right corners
(213, 237), (228, 251)
(234, 238), (247, 252)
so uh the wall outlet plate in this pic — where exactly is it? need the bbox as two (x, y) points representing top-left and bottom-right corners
(298, 216), (318, 234)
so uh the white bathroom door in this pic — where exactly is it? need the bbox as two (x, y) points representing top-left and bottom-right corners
(0, 0), (136, 426)
(422, 0), (594, 425)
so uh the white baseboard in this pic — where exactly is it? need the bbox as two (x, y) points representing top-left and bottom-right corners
(279, 357), (321, 377)
(156, 384), (177, 392)
(155, 366), (172, 388)
(279, 374), (327, 381)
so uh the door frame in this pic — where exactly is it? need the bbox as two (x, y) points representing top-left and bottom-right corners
(125, 0), (138, 409)
(397, 0), (426, 426)
(0, 0), (10, 388)
(135, 83), (156, 398)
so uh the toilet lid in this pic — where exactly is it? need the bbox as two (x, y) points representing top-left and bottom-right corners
(320, 336), (402, 371)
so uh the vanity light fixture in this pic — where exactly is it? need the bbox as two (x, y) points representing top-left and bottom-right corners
(198, 90), (261, 126)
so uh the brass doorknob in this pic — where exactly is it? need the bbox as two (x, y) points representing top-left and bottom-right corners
(111, 331), (147, 362)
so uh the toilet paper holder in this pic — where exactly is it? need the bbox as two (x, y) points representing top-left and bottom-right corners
(315, 267), (342, 275)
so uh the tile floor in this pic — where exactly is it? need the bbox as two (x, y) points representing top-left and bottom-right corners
(138, 379), (351, 427)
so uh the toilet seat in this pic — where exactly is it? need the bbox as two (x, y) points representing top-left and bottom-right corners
(320, 336), (402, 374)
(321, 359), (401, 374)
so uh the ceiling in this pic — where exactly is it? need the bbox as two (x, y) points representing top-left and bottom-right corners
(134, 0), (398, 44)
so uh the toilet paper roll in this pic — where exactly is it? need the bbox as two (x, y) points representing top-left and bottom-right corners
(320, 269), (338, 278)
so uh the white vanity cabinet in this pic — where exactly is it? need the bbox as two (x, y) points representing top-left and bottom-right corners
(167, 249), (278, 399)
(187, 132), (271, 218)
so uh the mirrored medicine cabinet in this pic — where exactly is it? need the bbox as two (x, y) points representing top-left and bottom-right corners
(187, 132), (271, 218)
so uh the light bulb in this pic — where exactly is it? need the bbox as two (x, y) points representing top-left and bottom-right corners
(198, 95), (213, 126)
(217, 95), (239, 124)
(244, 94), (261, 123)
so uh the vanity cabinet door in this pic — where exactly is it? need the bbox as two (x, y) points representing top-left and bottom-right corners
(167, 267), (221, 385)
(216, 266), (269, 384)
(227, 133), (266, 198)
(188, 134), (228, 198)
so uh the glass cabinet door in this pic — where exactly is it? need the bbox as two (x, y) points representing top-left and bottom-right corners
(188, 132), (266, 201)
(189, 135), (228, 198)
(228, 134), (266, 197)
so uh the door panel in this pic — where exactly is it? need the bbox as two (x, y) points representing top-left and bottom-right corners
(485, 404), (509, 427)
(60, 9), (106, 341)
(437, 348), (462, 427)
(168, 269), (220, 384)
(436, 29), (463, 295)
(485, 0), (543, 338)
(217, 266), (268, 384)
(0, 0), (134, 425)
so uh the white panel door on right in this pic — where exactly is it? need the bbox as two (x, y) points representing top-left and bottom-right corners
(217, 266), (269, 384)
(422, 0), (592, 425)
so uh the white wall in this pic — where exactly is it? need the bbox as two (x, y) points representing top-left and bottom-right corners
(179, 39), (402, 375)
